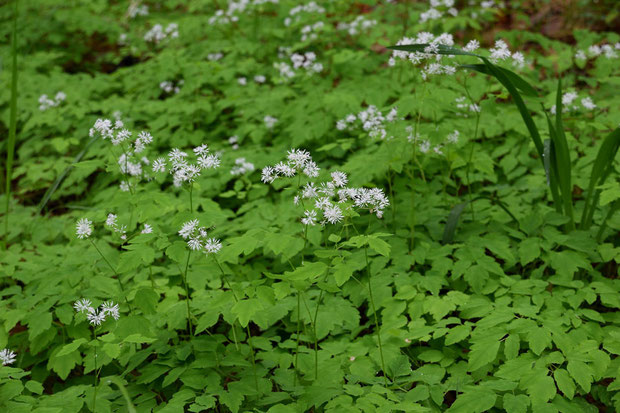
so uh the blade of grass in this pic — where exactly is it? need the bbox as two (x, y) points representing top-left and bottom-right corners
(581, 127), (620, 229)
(543, 138), (563, 214)
(459, 63), (539, 97)
(550, 78), (574, 229)
(3, 0), (19, 250)
(442, 195), (523, 244)
(37, 135), (99, 215)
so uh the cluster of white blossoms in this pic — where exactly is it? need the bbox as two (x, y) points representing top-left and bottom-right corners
(144, 23), (178, 44)
(39, 92), (66, 111)
(0, 349), (16, 366)
(337, 106), (400, 140)
(160, 79), (184, 94)
(389, 34), (525, 78)
(550, 92), (597, 115)
(127, 2), (148, 18)
(105, 213), (127, 240)
(264, 115), (278, 129)
(152, 145), (221, 187)
(262, 150), (390, 224)
(337, 16), (377, 36)
(284, 2), (325, 26)
(275, 49), (323, 79)
(575, 42), (620, 61)
(405, 126), (459, 155)
(261, 148), (320, 184)
(178, 219), (222, 254)
(455, 96), (481, 114)
(90, 118), (155, 191)
(228, 135), (240, 150)
(207, 52), (224, 61)
(74, 299), (120, 326)
(230, 158), (255, 176)
(300, 21), (324, 42)
(237, 75), (266, 86)
(208, 0), (278, 24)
(419, 0), (458, 24)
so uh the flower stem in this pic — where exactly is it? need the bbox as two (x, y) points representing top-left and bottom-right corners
(92, 328), (99, 412)
(89, 239), (132, 313)
(214, 257), (259, 394)
(182, 250), (193, 337)
(364, 244), (388, 388)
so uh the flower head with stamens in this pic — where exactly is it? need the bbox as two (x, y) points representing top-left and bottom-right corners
(0, 349), (17, 366)
(76, 218), (93, 239)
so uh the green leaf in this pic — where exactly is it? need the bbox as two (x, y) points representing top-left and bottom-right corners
(57, 338), (87, 357)
(134, 288), (159, 315)
(367, 236), (391, 257)
(468, 339), (500, 371)
(527, 326), (551, 355)
(518, 238), (541, 265)
(503, 393), (530, 413)
(231, 299), (262, 327)
(525, 373), (556, 404)
(283, 261), (327, 281)
(446, 387), (497, 413)
(567, 360), (593, 392)
(553, 369), (575, 399)
(166, 241), (187, 263)
(445, 324), (471, 345)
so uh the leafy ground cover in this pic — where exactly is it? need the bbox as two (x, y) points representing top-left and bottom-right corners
(1, 0), (620, 412)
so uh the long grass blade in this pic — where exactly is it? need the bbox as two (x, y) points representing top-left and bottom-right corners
(37, 136), (99, 214)
(543, 138), (563, 214)
(580, 127), (620, 228)
(551, 78), (575, 229)
(3, 0), (19, 250)
(459, 63), (539, 97)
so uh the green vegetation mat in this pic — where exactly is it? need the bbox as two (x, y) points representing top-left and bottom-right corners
(1, 0), (619, 412)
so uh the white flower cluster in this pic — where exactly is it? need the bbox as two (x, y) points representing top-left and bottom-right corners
(406, 126), (458, 155)
(275, 49), (323, 79)
(337, 106), (400, 140)
(0, 349), (16, 366)
(575, 43), (620, 61)
(228, 135), (240, 150)
(455, 96), (481, 113)
(39, 92), (66, 111)
(231, 157), (255, 176)
(127, 2), (148, 18)
(152, 145), (221, 187)
(144, 23), (178, 44)
(300, 21), (324, 42)
(261, 148), (320, 184)
(74, 299), (120, 326)
(89, 119), (153, 153)
(264, 115), (278, 129)
(90, 118), (154, 191)
(105, 213), (127, 240)
(76, 218), (93, 239)
(550, 92), (597, 114)
(209, 0), (278, 25)
(337, 16), (377, 36)
(237, 75), (266, 85)
(160, 79), (184, 94)
(299, 172), (390, 225)
(389, 34), (525, 77)
(489, 40), (525, 68)
(178, 219), (222, 254)
(389, 32), (457, 79)
(419, 0), (458, 24)
(284, 2), (325, 26)
(208, 52), (224, 61)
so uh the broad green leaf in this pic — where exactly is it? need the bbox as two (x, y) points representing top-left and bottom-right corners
(446, 387), (497, 413)
(553, 369), (575, 399)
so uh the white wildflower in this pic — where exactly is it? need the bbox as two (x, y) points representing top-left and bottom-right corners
(76, 218), (93, 239)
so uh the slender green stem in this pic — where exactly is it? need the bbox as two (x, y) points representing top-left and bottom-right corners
(189, 182), (193, 213)
(214, 257), (259, 394)
(92, 328), (99, 412)
(89, 239), (132, 312)
(182, 250), (193, 336)
(364, 245), (388, 388)
(462, 77), (481, 220)
(3, 0), (18, 251)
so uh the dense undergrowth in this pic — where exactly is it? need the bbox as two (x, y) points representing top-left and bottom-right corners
(1, 0), (620, 412)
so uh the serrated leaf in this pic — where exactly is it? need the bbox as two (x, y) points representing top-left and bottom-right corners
(57, 338), (88, 357)
(446, 387), (497, 413)
(553, 369), (575, 399)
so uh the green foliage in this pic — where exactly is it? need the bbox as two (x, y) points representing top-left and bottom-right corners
(1, 0), (619, 412)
